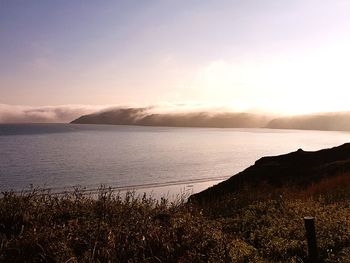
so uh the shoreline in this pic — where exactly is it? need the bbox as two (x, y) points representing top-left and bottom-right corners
(5, 178), (227, 200)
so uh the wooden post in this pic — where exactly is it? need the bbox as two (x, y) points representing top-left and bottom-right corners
(304, 216), (319, 263)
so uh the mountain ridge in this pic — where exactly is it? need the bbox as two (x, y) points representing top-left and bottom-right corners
(71, 107), (350, 131)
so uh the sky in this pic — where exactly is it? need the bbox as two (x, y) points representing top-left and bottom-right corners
(1, 0), (350, 122)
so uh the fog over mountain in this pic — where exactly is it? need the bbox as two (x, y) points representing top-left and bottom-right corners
(2, 103), (350, 132)
(71, 107), (270, 128)
(71, 107), (350, 131)
(267, 112), (350, 131)
(0, 104), (107, 123)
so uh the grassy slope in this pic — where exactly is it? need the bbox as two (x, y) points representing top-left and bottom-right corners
(190, 143), (350, 203)
(1, 179), (350, 263)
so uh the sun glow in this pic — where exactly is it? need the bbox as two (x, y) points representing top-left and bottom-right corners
(182, 43), (350, 115)
(3, 1), (350, 117)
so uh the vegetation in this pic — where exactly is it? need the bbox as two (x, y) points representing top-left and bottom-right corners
(1, 178), (350, 262)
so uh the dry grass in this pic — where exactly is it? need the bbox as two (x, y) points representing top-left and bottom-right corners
(302, 173), (350, 200)
(1, 183), (350, 262)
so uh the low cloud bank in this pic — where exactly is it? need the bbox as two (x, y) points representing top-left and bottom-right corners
(3, 104), (350, 132)
(72, 107), (350, 131)
(0, 103), (254, 124)
(72, 107), (272, 128)
(267, 112), (350, 131)
(0, 104), (109, 123)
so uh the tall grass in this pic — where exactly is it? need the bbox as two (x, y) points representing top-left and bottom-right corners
(302, 173), (350, 201)
(1, 184), (350, 262)
(0, 188), (227, 262)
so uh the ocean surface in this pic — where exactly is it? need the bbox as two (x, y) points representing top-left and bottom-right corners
(0, 124), (349, 195)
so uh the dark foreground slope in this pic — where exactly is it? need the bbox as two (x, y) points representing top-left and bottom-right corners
(2, 144), (350, 262)
(2, 186), (350, 262)
(191, 143), (350, 202)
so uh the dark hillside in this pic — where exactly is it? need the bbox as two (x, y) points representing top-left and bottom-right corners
(190, 143), (350, 202)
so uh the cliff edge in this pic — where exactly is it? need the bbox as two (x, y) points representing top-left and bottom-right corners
(190, 143), (350, 202)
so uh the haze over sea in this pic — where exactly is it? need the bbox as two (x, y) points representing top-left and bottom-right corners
(0, 124), (349, 195)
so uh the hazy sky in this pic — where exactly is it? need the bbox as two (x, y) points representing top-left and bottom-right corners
(1, 0), (350, 115)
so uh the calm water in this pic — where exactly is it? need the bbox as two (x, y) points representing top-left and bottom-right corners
(0, 124), (349, 193)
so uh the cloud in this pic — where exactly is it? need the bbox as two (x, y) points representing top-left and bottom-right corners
(0, 104), (110, 123)
(267, 112), (350, 131)
(0, 102), (223, 124)
(3, 103), (350, 131)
(72, 105), (350, 131)
(0, 101), (275, 124)
(72, 106), (272, 128)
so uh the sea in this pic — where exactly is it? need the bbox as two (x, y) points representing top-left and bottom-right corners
(0, 124), (349, 197)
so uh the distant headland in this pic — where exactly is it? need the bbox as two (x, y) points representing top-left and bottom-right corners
(71, 107), (350, 131)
